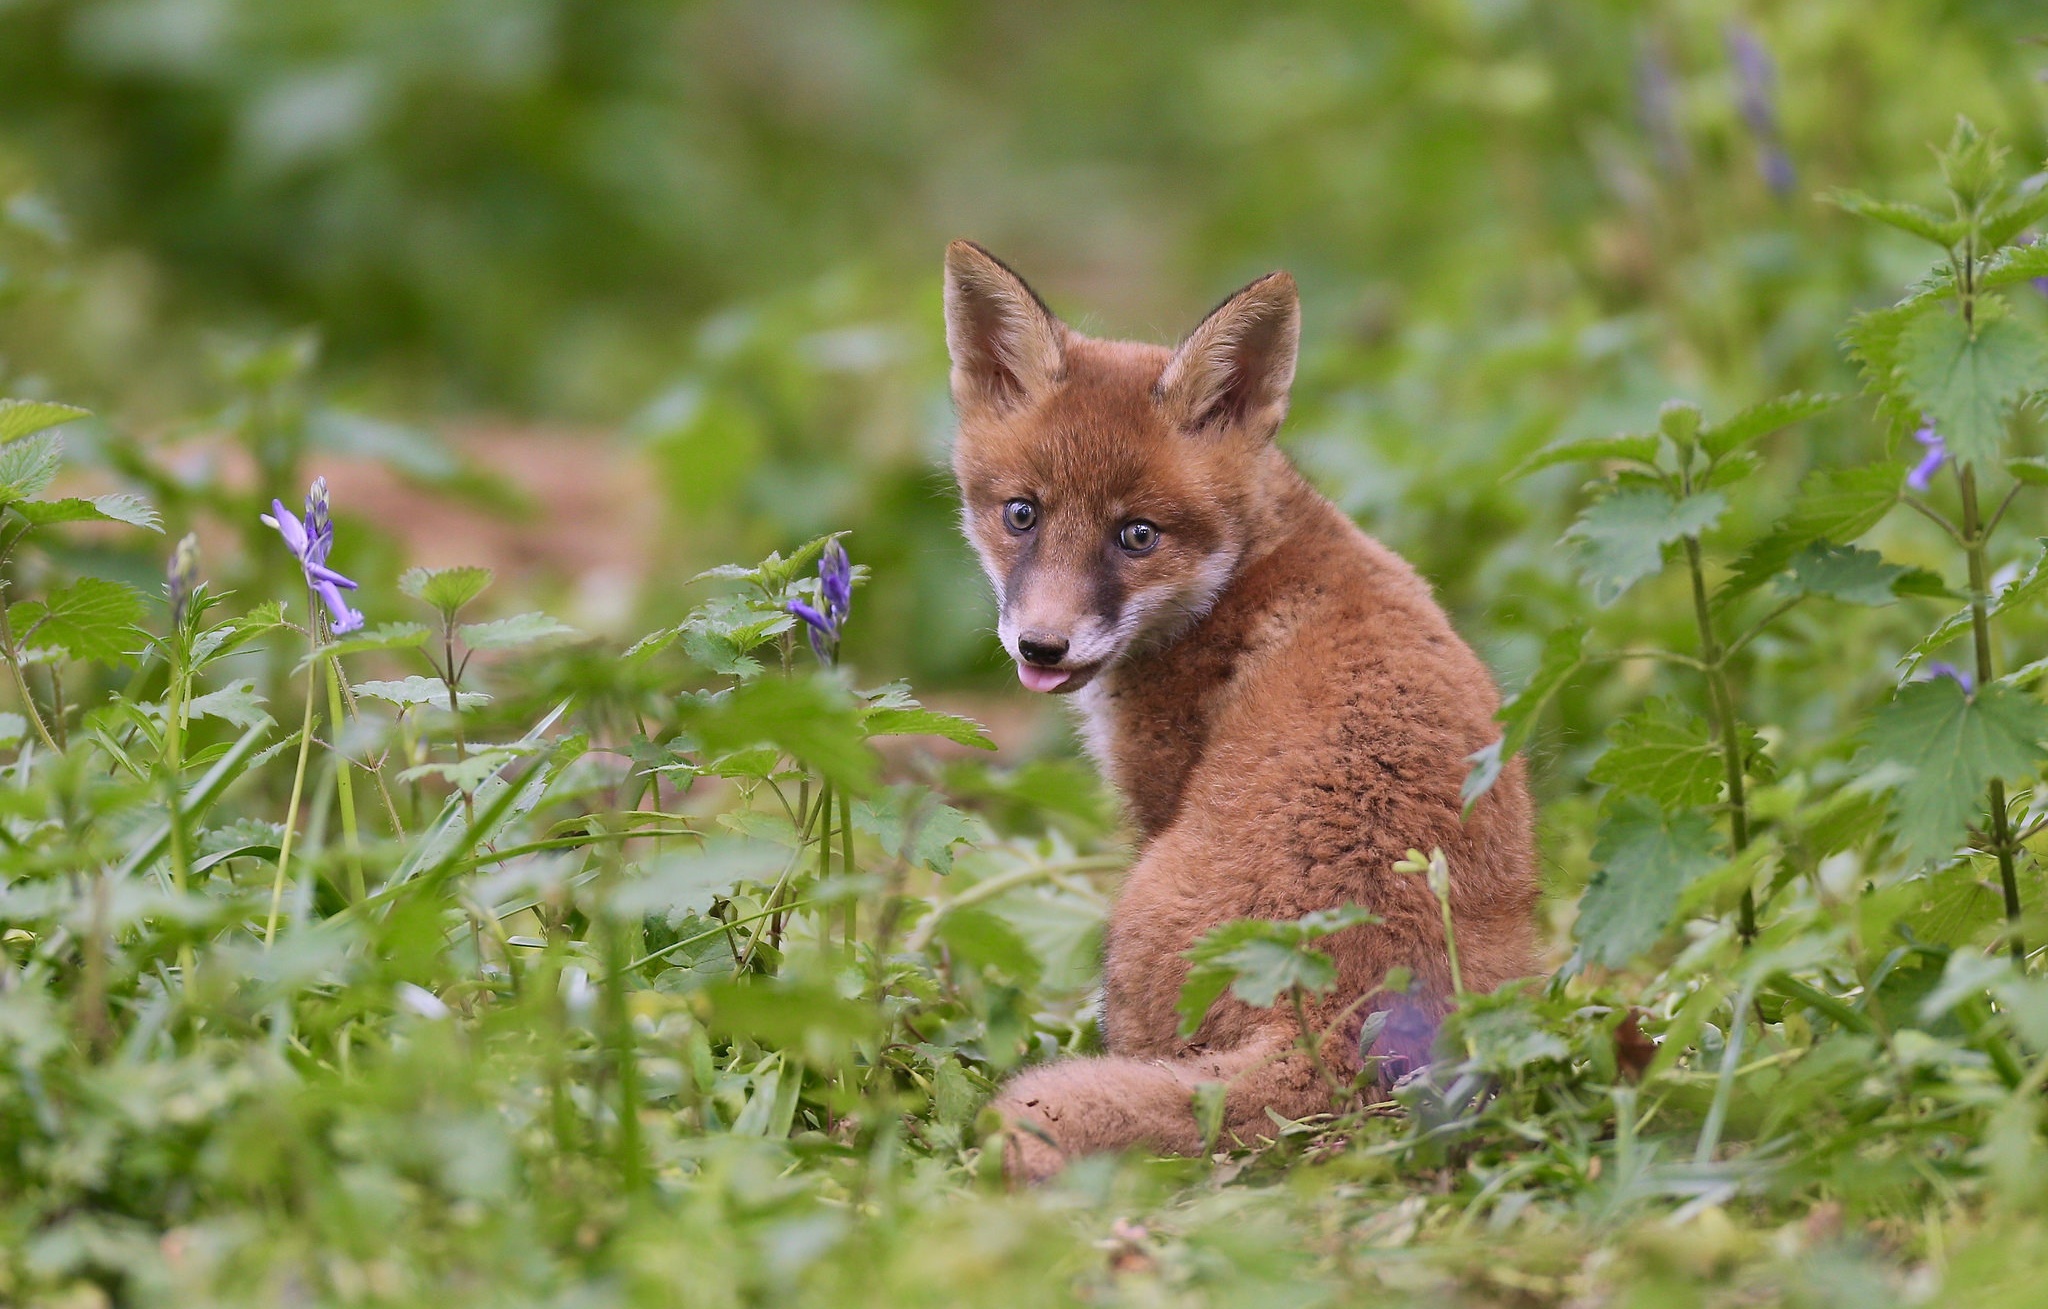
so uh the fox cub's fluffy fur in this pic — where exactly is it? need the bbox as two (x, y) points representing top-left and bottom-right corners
(943, 241), (1539, 1181)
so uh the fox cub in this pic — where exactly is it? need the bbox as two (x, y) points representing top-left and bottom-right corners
(943, 241), (1540, 1181)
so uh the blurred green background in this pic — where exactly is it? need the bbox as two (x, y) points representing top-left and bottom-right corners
(0, 0), (2044, 700)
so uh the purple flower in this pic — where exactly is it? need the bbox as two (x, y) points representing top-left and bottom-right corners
(1924, 662), (1974, 694)
(787, 538), (853, 665)
(262, 476), (363, 634)
(1727, 24), (1795, 198)
(1906, 422), (1947, 492)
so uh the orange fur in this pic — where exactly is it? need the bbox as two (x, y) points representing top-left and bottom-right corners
(943, 241), (1538, 1181)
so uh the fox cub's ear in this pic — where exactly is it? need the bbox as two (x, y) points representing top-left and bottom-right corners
(944, 241), (1067, 413)
(1158, 272), (1299, 438)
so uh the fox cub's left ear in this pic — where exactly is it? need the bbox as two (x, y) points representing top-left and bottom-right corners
(1157, 271), (1300, 439)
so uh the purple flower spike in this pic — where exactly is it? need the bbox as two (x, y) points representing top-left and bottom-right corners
(1924, 662), (1974, 695)
(1906, 422), (1947, 492)
(262, 481), (365, 634)
(786, 598), (834, 663)
(787, 538), (854, 666)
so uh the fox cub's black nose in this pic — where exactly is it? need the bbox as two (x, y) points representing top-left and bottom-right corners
(1017, 633), (1069, 666)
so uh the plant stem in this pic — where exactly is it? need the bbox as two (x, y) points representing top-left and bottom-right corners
(840, 789), (856, 948)
(444, 629), (475, 829)
(324, 651), (365, 902)
(1959, 465), (2024, 964)
(1289, 985), (1347, 1107)
(164, 640), (196, 985)
(1684, 535), (1756, 943)
(0, 599), (59, 753)
(266, 614), (321, 947)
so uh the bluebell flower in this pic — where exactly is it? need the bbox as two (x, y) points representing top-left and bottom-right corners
(1924, 662), (1973, 694)
(167, 532), (201, 627)
(1906, 422), (1946, 492)
(262, 476), (364, 634)
(787, 538), (853, 664)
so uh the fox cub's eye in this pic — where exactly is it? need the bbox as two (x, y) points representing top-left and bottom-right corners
(1117, 520), (1160, 555)
(1002, 499), (1038, 533)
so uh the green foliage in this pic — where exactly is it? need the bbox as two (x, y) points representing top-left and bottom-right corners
(1896, 305), (2048, 468)
(1566, 486), (1726, 606)
(1576, 797), (1724, 967)
(1861, 679), (2048, 864)
(9, 576), (146, 665)
(1177, 905), (1378, 1037)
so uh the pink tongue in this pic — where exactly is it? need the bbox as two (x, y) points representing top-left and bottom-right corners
(1017, 664), (1072, 693)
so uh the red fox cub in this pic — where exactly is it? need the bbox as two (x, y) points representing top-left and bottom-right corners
(943, 241), (1540, 1181)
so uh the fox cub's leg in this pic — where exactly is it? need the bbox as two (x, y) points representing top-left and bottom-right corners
(991, 1029), (1339, 1182)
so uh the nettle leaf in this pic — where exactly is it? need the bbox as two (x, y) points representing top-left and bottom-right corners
(0, 400), (89, 445)
(1565, 486), (1726, 606)
(1897, 304), (2048, 469)
(1176, 905), (1377, 1037)
(1510, 431), (1660, 478)
(679, 675), (876, 793)
(300, 621), (430, 670)
(184, 678), (271, 730)
(458, 612), (577, 651)
(11, 494), (162, 532)
(1900, 541), (2048, 673)
(9, 577), (147, 665)
(400, 565), (494, 615)
(1587, 700), (1722, 809)
(354, 676), (490, 710)
(1861, 678), (2048, 863)
(1978, 239), (2048, 293)
(679, 607), (794, 679)
(398, 745), (533, 791)
(862, 704), (995, 750)
(1698, 392), (1840, 460)
(195, 601), (287, 665)
(1781, 542), (1912, 606)
(1981, 187), (2048, 249)
(1575, 797), (1723, 968)
(0, 432), (66, 502)
(1463, 623), (1587, 810)
(1718, 463), (1904, 605)
(2008, 456), (2048, 486)
(1826, 191), (1965, 246)
(852, 788), (979, 874)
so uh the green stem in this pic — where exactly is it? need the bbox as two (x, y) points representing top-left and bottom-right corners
(600, 854), (646, 1191)
(164, 642), (196, 985)
(265, 617), (321, 948)
(444, 629), (474, 830)
(1290, 985), (1347, 1108)
(1684, 535), (1756, 943)
(1960, 465), (2024, 964)
(324, 651), (365, 902)
(840, 789), (856, 949)
(0, 599), (59, 753)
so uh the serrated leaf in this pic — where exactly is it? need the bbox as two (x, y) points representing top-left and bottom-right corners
(853, 789), (979, 875)
(1718, 463), (1904, 604)
(298, 622), (431, 671)
(399, 565), (494, 614)
(398, 745), (532, 791)
(9, 577), (146, 665)
(1982, 188), (2048, 249)
(1781, 542), (1910, 606)
(1464, 624), (1587, 810)
(194, 601), (287, 665)
(1978, 240), (2048, 293)
(1176, 906), (1377, 1036)
(0, 400), (89, 444)
(1698, 392), (1840, 460)
(11, 494), (162, 532)
(1900, 541), (2048, 673)
(1510, 431), (1660, 478)
(183, 678), (271, 730)
(679, 676), (875, 794)
(1898, 305), (2048, 469)
(458, 612), (576, 651)
(1565, 486), (1725, 606)
(0, 431), (65, 502)
(862, 706), (995, 750)
(1587, 700), (1722, 808)
(1575, 797), (1723, 967)
(353, 676), (490, 710)
(1860, 678), (2048, 863)
(1825, 191), (1966, 246)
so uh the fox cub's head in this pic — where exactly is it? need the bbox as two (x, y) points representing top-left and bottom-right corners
(944, 240), (1301, 694)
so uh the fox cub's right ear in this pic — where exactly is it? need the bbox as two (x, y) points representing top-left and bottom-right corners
(944, 241), (1067, 413)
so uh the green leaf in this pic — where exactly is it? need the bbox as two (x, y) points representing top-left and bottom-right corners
(679, 676), (876, 794)
(0, 712), (25, 747)
(9, 577), (146, 665)
(183, 678), (271, 730)
(353, 676), (490, 710)
(1176, 905), (1378, 1037)
(0, 400), (89, 445)
(1861, 678), (2048, 863)
(934, 907), (1043, 984)
(1718, 464), (1904, 604)
(398, 745), (534, 791)
(399, 565), (494, 615)
(458, 612), (577, 651)
(1575, 797), (1724, 968)
(1781, 542), (1911, 606)
(1565, 486), (1725, 606)
(1464, 624), (1587, 810)
(1978, 239), (2048, 293)
(853, 789), (979, 874)
(0, 432), (65, 502)
(1698, 392), (1841, 460)
(2008, 456), (2048, 486)
(1587, 700), (1722, 809)
(1900, 541), (2048, 673)
(11, 494), (162, 532)
(1897, 305), (2048, 469)
(1825, 190), (1966, 246)
(862, 705), (995, 750)
(1981, 187), (2048, 249)
(1510, 431), (1660, 478)
(297, 621), (431, 671)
